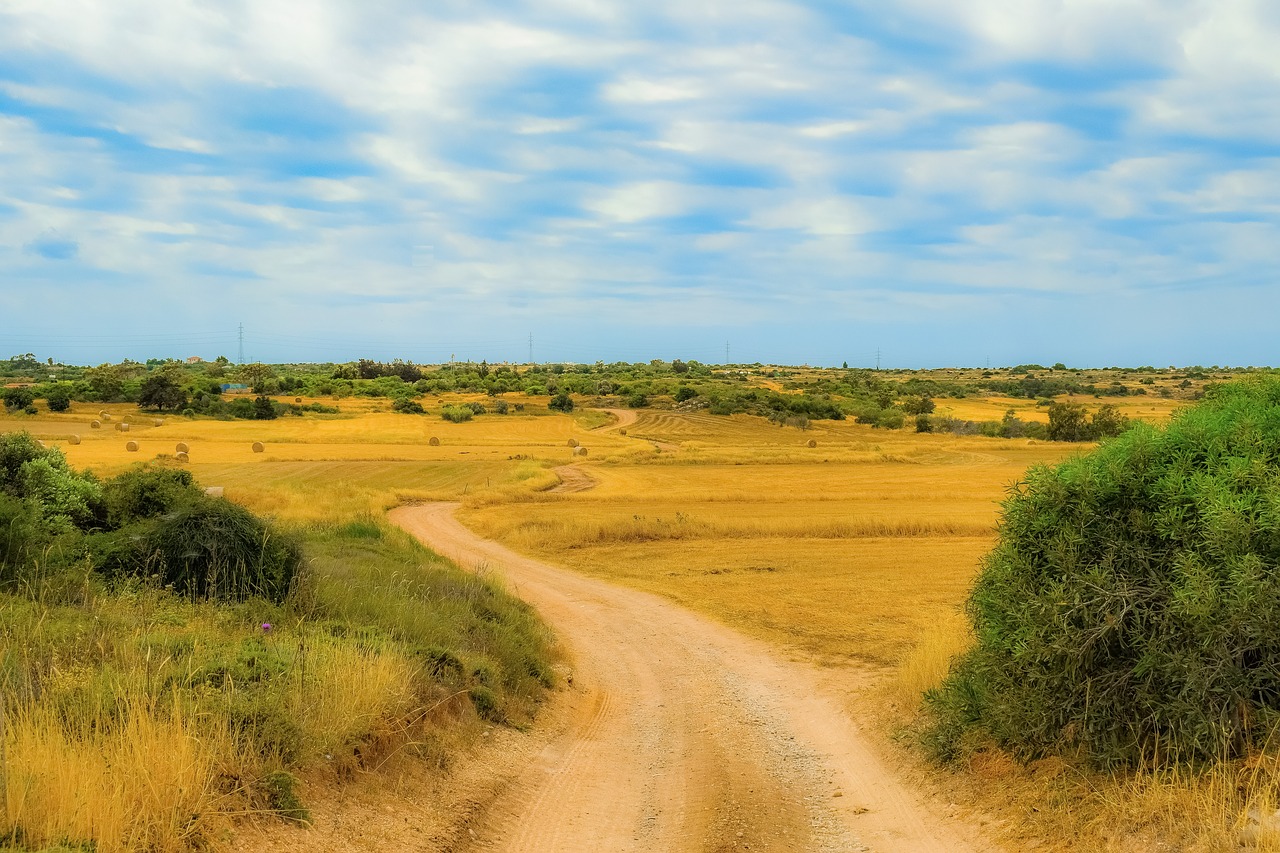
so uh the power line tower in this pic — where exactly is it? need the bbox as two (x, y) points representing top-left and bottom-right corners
(725, 340), (730, 365)
(876, 348), (881, 371)
(238, 323), (244, 364)
(529, 333), (534, 364)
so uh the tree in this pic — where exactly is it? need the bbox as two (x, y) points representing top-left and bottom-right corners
(548, 392), (574, 413)
(672, 359), (689, 374)
(85, 363), (125, 401)
(927, 377), (1280, 767)
(1046, 402), (1089, 441)
(238, 362), (274, 393)
(252, 396), (278, 420)
(44, 384), (72, 412)
(3, 387), (35, 411)
(138, 371), (189, 412)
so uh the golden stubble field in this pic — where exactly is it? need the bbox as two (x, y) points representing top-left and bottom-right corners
(10, 392), (1248, 852)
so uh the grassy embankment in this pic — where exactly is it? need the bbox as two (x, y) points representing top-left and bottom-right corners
(0, 405), (565, 852)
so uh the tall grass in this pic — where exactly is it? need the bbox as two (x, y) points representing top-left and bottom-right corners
(0, 517), (554, 851)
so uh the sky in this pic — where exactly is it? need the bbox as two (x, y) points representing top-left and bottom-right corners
(2, 1), (1279, 368)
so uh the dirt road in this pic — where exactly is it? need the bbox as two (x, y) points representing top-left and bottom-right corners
(389, 504), (990, 853)
(593, 408), (637, 431)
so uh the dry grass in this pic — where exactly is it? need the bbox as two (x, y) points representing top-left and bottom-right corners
(1, 396), (1269, 850)
(2, 699), (226, 853)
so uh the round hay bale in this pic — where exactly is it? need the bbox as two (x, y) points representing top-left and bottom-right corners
(619, 428), (627, 436)
(125, 440), (139, 452)
(68, 435), (81, 446)
(90, 420), (101, 429)
(567, 438), (579, 447)
(575, 446), (588, 457)
(101, 413), (111, 422)
(251, 442), (265, 453)
(175, 451), (190, 463)
(295, 397), (303, 404)
(807, 439), (817, 448)
(154, 418), (164, 427)
(114, 423), (122, 432)
(175, 442), (189, 454)
(429, 437), (441, 447)
(119, 423), (130, 433)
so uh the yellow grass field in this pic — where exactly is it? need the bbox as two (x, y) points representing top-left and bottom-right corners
(3, 393), (1258, 851)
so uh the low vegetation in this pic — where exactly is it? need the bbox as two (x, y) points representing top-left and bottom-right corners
(928, 376), (1280, 767)
(0, 432), (553, 852)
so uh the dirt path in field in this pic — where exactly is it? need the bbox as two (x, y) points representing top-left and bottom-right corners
(389, 504), (992, 853)
(593, 407), (637, 431)
(549, 465), (598, 493)
(592, 407), (679, 452)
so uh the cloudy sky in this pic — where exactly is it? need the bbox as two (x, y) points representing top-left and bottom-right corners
(2, 1), (1278, 367)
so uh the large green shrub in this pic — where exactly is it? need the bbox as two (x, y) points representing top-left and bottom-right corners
(928, 377), (1280, 767)
(140, 498), (302, 603)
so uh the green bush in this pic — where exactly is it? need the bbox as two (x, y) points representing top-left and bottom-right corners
(124, 497), (302, 603)
(440, 405), (473, 423)
(927, 377), (1280, 767)
(102, 465), (199, 527)
(391, 398), (425, 414)
(548, 392), (574, 413)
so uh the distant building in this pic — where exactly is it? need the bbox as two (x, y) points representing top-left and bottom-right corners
(221, 383), (248, 392)
(187, 356), (204, 364)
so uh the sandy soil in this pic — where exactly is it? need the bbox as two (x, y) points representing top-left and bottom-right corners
(387, 503), (994, 853)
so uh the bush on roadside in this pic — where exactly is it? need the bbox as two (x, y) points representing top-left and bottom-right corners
(927, 377), (1280, 768)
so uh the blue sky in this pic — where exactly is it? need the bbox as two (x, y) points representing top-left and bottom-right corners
(2, 1), (1278, 368)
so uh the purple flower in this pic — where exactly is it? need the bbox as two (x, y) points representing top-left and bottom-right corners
(261, 622), (272, 632)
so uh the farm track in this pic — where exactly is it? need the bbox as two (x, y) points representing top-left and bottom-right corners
(389, 504), (992, 853)
(549, 465), (598, 494)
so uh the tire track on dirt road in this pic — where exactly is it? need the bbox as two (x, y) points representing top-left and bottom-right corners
(389, 504), (992, 853)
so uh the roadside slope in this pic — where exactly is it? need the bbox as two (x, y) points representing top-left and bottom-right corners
(390, 503), (992, 853)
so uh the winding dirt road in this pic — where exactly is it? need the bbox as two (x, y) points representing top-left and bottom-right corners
(389, 504), (990, 853)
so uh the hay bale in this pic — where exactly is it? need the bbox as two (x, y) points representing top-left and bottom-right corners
(68, 435), (81, 446)
(101, 413), (112, 422)
(90, 420), (101, 429)
(567, 438), (579, 447)
(175, 442), (189, 454)
(619, 428), (628, 436)
(295, 397), (303, 404)
(119, 423), (130, 433)
(154, 418), (164, 427)
(125, 440), (139, 452)
(176, 451), (189, 463)
(429, 437), (441, 446)
(807, 439), (817, 448)
(575, 446), (588, 457)
(251, 442), (265, 453)
(204, 486), (224, 497)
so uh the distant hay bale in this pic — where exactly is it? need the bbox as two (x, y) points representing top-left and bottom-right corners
(567, 439), (579, 447)
(807, 439), (817, 448)
(575, 446), (588, 457)
(203, 486), (223, 497)
(295, 397), (303, 404)
(619, 428), (627, 436)
(429, 437), (441, 446)
(175, 442), (189, 454)
(154, 418), (164, 427)
(119, 423), (130, 432)
(251, 441), (265, 453)
(68, 435), (81, 445)
(176, 451), (190, 463)
(90, 420), (101, 429)
(101, 413), (112, 422)
(125, 440), (139, 452)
